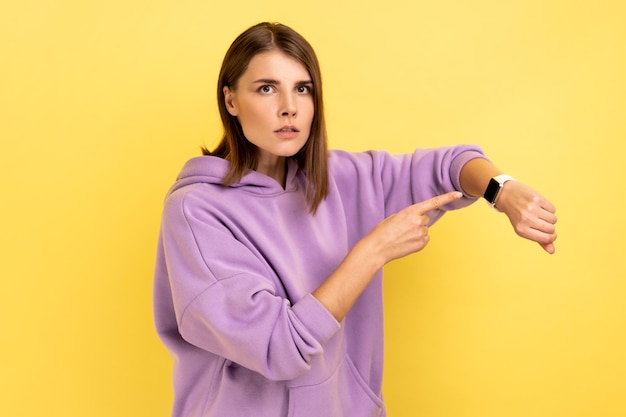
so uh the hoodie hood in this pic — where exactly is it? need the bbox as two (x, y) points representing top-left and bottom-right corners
(167, 155), (301, 197)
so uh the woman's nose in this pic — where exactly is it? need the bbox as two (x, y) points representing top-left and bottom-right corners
(279, 94), (297, 117)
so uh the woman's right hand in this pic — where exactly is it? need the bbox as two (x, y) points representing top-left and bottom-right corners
(366, 191), (463, 265)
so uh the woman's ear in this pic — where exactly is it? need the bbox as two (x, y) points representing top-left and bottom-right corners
(223, 86), (238, 116)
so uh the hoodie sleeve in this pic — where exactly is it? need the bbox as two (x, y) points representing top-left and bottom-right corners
(159, 187), (341, 382)
(333, 145), (488, 223)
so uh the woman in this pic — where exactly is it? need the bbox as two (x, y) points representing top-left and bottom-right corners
(154, 22), (557, 417)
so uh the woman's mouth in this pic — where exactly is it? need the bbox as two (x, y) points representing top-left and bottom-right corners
(275, 126), (299, 133)
(274, 126), (300, 139)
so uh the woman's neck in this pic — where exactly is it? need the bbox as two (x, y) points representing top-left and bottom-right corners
(255, 156), (287, 188)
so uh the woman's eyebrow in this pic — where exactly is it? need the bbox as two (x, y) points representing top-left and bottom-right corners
(252, 78), (280, 85)
(252, 78), (313, 85)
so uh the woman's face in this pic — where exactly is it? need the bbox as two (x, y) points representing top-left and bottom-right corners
(223, 50), (314, 174)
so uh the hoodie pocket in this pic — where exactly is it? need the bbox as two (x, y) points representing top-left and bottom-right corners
(287, 355), (383, 417)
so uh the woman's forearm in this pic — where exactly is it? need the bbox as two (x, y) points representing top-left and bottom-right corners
(311, 192), (463, 322)
(311, 236), (383, 322)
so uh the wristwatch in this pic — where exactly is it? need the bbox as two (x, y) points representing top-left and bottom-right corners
(483, 174), (515, 210)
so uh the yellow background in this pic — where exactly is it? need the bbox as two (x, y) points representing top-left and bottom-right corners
(1, 1), (624, 416)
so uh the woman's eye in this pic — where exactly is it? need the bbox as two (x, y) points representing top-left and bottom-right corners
(259, 85), (273, 94)
(297, 85), (311, 94)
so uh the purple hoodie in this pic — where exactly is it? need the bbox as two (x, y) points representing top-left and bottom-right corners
(154, 147), (486, 417)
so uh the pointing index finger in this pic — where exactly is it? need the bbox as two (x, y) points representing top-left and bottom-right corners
(413, 191), (463, 214)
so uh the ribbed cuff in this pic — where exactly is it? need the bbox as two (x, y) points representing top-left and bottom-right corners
(292, 293), (341, 346)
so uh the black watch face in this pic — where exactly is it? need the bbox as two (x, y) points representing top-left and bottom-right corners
(483, 178), (501, 203)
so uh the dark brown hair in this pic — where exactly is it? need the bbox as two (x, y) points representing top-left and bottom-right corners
(203, 22), (329, 213)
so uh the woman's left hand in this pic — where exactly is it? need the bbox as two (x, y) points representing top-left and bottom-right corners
(495, 181), (558, 254)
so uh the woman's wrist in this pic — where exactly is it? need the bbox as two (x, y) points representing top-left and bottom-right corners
(351, 236), (386, 274)
(459, 158), (502, 198)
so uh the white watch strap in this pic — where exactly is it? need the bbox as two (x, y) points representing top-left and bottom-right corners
(494, 174), (516, 185)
